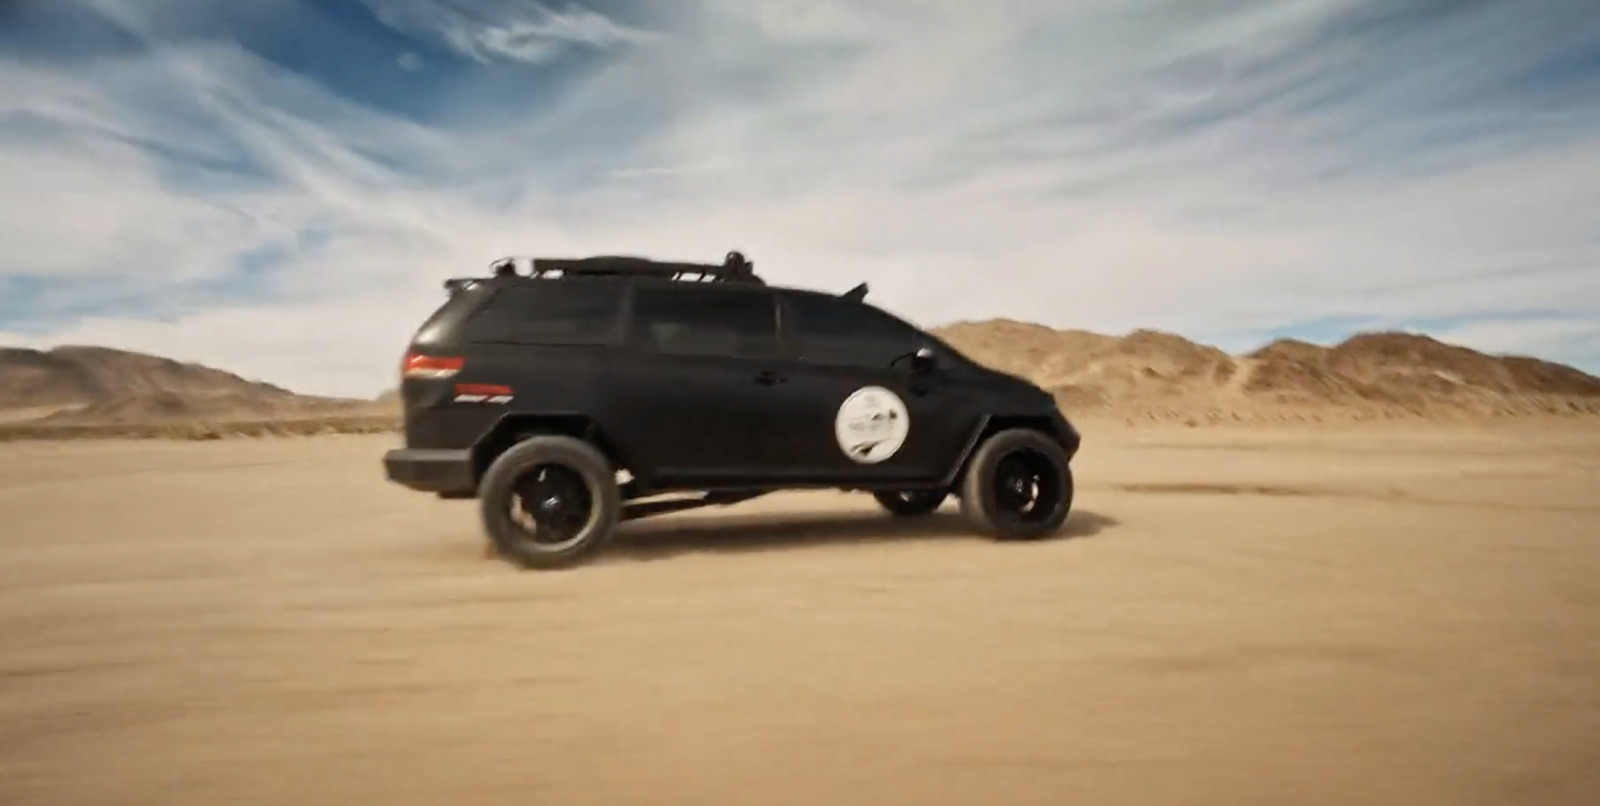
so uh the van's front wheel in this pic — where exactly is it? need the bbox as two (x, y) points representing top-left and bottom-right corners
(958, 428), (1074, 540)
(478, 436), (620, 569)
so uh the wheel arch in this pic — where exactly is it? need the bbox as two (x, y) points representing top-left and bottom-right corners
(469, 412), (631, 487)
(939, 413), (1076, 488)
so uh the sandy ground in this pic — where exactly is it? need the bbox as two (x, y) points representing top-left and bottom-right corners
(2, 424), (1599, 805)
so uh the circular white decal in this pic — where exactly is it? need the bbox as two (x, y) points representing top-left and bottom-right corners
(834, 386), (910, 464)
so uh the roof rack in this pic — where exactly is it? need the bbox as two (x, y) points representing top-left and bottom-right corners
(444, 277), (481, 295)
(486, 250), (765, 286)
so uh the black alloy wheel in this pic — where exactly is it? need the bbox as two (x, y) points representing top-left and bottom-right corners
(479, 435), (621, 569)
(509, 464), (595, 552)
(990, 449), (1065, 525)
(958, 428), (1074, 540)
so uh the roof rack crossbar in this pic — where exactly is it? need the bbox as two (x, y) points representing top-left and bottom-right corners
(487, 252), (765, 285)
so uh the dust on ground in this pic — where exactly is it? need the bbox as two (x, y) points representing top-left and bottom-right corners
(2, 424), (1598, 805)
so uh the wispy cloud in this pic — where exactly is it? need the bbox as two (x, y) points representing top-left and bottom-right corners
(2, 0), (1598, 396)
(354, 0), (660, 64)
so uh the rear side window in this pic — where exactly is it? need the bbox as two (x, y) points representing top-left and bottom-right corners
(785, 293), (923, 368)
(462, 282), (623, 345)
(630, 287), (778, 358)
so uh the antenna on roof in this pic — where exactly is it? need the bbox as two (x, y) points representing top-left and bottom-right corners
(842, 282), (869, 302)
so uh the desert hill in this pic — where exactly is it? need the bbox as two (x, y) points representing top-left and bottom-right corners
(3, 322), (1597, 438)
(0, 345), (376, 426)
(932, 320), (1600, 424)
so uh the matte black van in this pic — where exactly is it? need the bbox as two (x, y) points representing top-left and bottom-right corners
(383, 252), (1081, 569)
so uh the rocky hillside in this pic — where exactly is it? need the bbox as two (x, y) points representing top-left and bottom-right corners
(0, 346), (372, 425)
(932, 320), (1600, 424)
(5, 323), (1597, 436)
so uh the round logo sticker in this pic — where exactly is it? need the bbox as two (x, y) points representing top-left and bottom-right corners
(834, 386), (910, 464)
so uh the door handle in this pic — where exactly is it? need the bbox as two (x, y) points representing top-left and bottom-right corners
(755, 369), (787, 386)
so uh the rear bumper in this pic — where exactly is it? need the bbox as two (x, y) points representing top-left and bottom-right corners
(383, 448), (475, 495)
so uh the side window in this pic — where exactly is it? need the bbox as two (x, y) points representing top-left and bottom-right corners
(630, 287), (778, 358)
(787, 294), (923, 368)
(463, 282), (623, 345)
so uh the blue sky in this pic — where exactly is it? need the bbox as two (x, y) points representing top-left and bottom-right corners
(1, 0), (1598, 396)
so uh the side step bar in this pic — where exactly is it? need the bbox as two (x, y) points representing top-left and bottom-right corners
(621, 490), (770, 522)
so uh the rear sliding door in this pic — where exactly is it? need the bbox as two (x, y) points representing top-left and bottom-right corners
(600, 285), (789, 487)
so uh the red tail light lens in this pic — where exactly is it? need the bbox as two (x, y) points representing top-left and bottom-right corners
(402, 351), (464, 379)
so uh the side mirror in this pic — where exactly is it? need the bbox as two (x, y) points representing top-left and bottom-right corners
(909, 346), (938, 374)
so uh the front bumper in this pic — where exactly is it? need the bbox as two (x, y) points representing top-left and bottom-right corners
(1051, 410), (1082, 461)
(383, 448), (476, 496)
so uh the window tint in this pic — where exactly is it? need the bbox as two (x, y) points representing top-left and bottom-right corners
(463, 282), (622, 345)
(787, 294), (923, 367)
(630, 287), (778, 358)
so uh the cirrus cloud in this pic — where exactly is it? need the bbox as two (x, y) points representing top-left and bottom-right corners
(1, 0), (1598, 397)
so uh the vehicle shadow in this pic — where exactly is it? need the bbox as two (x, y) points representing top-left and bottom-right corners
(605, 507), (1118, 563)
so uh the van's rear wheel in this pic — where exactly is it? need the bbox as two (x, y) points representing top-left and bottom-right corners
(872, 489), (947, 517)
(958, 428), (1073, 540)
(479, 436), (620, 569)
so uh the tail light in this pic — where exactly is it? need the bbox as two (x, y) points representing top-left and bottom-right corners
(402, 351), (464, 380)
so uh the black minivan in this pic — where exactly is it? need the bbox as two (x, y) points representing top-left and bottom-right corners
(384, 252), (1080, 568)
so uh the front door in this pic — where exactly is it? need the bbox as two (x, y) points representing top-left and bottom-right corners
(764, 293), (980, 485)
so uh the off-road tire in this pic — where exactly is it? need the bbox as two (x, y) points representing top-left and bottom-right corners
(478, 435), (621, 569)
(958, 428), (1074, 540)
(872, 489), (948, 517)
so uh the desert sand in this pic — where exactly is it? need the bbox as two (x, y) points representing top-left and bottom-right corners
(3, 424), (1598, 805)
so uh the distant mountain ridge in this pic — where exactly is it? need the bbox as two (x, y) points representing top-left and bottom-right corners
(3, 325), (1597, 434)
(931, 321), (1600, 423)
(0, 345), (378, 425)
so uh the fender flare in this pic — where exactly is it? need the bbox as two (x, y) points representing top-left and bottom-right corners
(468, 411), (632, 484)
(936, 413), (1078, 489)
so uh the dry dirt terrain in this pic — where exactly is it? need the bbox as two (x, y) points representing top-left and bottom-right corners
(3, 423), (1599, 805)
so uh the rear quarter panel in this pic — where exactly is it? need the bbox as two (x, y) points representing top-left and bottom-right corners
(401, 342), (610, 450)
